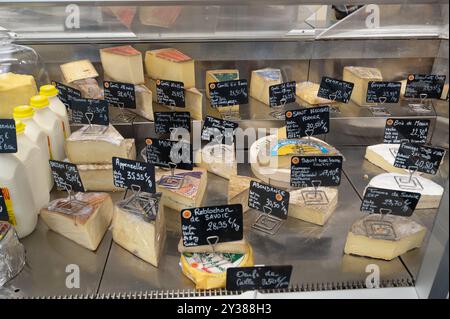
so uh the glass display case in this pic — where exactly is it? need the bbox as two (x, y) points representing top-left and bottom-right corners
(0, 0), (448, 299)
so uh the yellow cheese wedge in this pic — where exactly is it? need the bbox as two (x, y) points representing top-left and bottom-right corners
(138, 6), (182, 28)
(60, 59), (99, 84)
(289, 187), (338, 225)
(100, 45), (145, 85)
(205, 69), (239, 99)
(0, 73), (38, 118)
(296, 81), (336, 106)
(250, 68), (282, 105)
(228, 175), (259, 213)
(77, 163), (123, 192)
(343, 66), (383, 106)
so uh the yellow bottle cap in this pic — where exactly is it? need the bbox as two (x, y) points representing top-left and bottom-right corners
(30, 95), (49, 109)
(13, 105), (35, 119)
(40, 84), (59, 97)
(15, 120), (26, 134)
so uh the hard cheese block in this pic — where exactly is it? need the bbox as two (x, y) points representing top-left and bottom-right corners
(155, 167), (207, 211)
(343, 66), (383, 106)
(40, 192), (113, 251)
(138, 6), (182, 28)
(77, 163), (123, 192)
(180, 243), (254, 290)
(178, 238), (250, 254)
(296, 81), (336, 106)
(289, 187), (338, 226)
(100, 45), (145, 85)
(228, 175), (258, 213)
(65, 125), (136, 164)
(0, 73), (38, 118)
(250, 68), (282, 105)
(145, 48), (195, 88)
(367, 173), (444, 209)
(0, 222), (26, 286)
(112, 193), (165, 267)
(364, 143), (409, 174)
(195, 144), (237, 180)
(344, 214), (426, 261)
(205, 69), (239, 99)
(60, 60), (102, 99)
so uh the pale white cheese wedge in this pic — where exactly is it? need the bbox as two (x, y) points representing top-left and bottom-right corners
(100, 45), (145, 85)
(343, 66), (383, 106)
(364, 143), (411, 174)
(296, 81), (336, 106)
(250, 68), (282, 105)
(195, 144), (237, 180)
(77, 163), (123, 192)
(228, 175), (258, 213)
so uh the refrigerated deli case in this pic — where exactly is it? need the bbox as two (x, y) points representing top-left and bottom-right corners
(0, 1), (448, 299)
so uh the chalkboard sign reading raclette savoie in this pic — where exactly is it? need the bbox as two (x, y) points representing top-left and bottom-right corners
(49, 160), (85, 192)
(290, 155), (343, 188)
(0, 119), (17, 154)
(404, 74), (446, 99)
(226, 265), (293, 291)
(366, 81), (402, 104)
(145, 138), (193, 170)
(156, 79), (185, 108)
(285, 106), (330, 139)
(70, 98), (109, 126)
(52, 81), (82, 109)
(361, 187), (421, 217)
(201, 116), (238, 145)
(103, 81), (136, 109)
(317, 76), (354, 104)
(209, 79), (248, 108)
(181, 204), (243, 247)
(383, 118), (430, 144)
(112, 157), (155, 193)
(248, 181), (289, 219)
(394, 143), (445, 175)
(154, 112), (191, 134)
(269, 81), (296, 107)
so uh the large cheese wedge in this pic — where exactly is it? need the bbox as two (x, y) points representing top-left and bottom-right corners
(0, 73), (38, 118)
(344, 214), (426, 261)
(250, 68), (282, 105)
(60, 60), (102, 99)
(138, 6), (182, 28)
(40, 193), (113, 251)
(289, 187), (338, 226)
(195, 144), (237, 180)
(155, 167), (207, 211)
(77, 163), (123, 192)
(364, 143), (410, 174)
(367, 173), (443, 209)
(205, 69), (239, 99)
(178, 238), (249, 254)
(228, 175), (259, 213)
(65, 125), (136, 164)
(0, 222), (26, 286)
(343, 66), (383, 106)
(180, 243), (254, 290)
(296, 81), (336, 106)
(112, 193), (165, 267)
(145, 48), (195, 88)
(100, 45), (145, 85)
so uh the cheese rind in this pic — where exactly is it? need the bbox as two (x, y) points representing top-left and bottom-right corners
(228, 175), (258, 213)
(195, 144), (237, 180)
(100, 45), (145, 85)
(296, 81), (336, 106)
(364, 144), (409, 174)
(0, 73), (38, 118)
(60, 60), (99, 84)
(205, 69), (239, 99)
(250, 68), (282, 105)
(289, 187), (338, 225)
(77, 163), (123, 192)
(343, 66), (383, 106)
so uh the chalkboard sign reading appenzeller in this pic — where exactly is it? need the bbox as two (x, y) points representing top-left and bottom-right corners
(145, 138), (193, 170)
(226, 265), (293, 291)
(181, 204), (243, 247)
(49, 160), (84, 192)
(52, 81), (81, 109)
(394, 143), (445, 175)
(0, 119), (17, 154)
(201, 116), (238, 145)
(361, 187), (421, 217)
(383, 118), (430, 144)
(404, 74), (446, 99)
(317, 77), (354, 104)
(285, 106), (330, 139)
(71, 98), (109, 126)
(104, 81), (136, 109)
(366, 81), (402, 104)
(112, 157), (155, 193)
(290, 155), (343, 188)
(248, 181), (289, 219)
(269, 81), (296, 107)
(209, 80), (248, 108)
(156, 80), (185, 108)
(154, 112), (191, 134)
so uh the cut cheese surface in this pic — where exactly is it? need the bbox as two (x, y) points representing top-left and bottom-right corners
(367, 173), (443, 209)
(0, 73), (38, 118)
(60, 60), (99, 83)
(205, 69), (239, 99)
(195, 144), (237, 180)
(344, 214), (426, 260)
(131, 84), (153, 120)
(100, 45), (145, 85)
(145, 48), (195, 88)
(228, 175), (258, 213)
(343, 66), (383, 106)
(77, 163), (123, 192)
(40, 192), (113, 251)
(296, 81), (336, 106)
(250, 68), (282, 105)
(178, 238), (249, 254)
(289, 187), (338, 225)
(364, 144), (409, 174)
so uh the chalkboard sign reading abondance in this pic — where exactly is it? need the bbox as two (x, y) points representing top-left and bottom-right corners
(226, 265), (293, 291)
(209, 79), (248, 108)
(112, 157), (155, 193)
(156, 79), (185, 108)
(361, 187), (421, 217)
(49, 160), (84, 192)
(201, 116), (238, 145)
(0, 119), (17, 154)
(154, 112), (191, 134)
(366, 81), (402, 104)
(104, 81), (136, 109)
(248, 181), (289, 219)
(181, 204), (243, 247)
(383, 118), (430, 144)
(290, 155), (343, 188)
(145, 138), (193, 170)
(71, 98), (109, 126)
(317, 77), (354, 104)
(394, 143), (445, 175)
(285, 106), (330, 139)
(404, 74), (446, 99)
(269, 81), (296, 107)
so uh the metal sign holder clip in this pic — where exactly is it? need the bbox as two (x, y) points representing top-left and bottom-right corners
(206, 235), (219, 255)
(82, 112), (108, 135)
(269, 98), (287, 120)
(363, 208), (396, 240)
(409, 93), (432, 113)
(369, 96), (390, 116)
(301, 180), (329, 205)
(53, 183), (88, 215)
(114, 102), (136, 123)
(122, 185), (159, 221)
(158, 162), (185, 190)
(251, 206), (283, 236)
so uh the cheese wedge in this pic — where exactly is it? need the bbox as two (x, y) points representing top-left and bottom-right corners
(250, 68), (282, 105)
(155, 167), (207, 211)
(344, 214), (426, 261)
(40, 193), (113, 251)
(100, 45), (145, 85)
(289, 187), (338, 225)
(205, 69), (239, 99)
(65, 125), (136, 164)
(112, 193), (165, 267)
(195, 144), (237, 180)
(364, 144), (410, 174)
(0, 73), (38, 118)
(138, 6), (182, 28)
(228, 175), (258, 213)
(343, 66), (383, 106)
(0, 222), (26, 286)
(296, 81), (336, 106)
(77, 163), (123, 192)
(178, 238), (249, 254)
(367, 173), (444, 209)
(60, 60), (102, 99)
(145, 48), (195, 88)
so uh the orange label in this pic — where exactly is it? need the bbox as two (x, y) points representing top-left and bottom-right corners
(292, 157), (300, 165)
(182, 210), (191, 219)
(275, 194), (283, 201)
(47, 136), (53, 160)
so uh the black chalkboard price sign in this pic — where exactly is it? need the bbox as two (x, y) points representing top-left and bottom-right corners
(104, 81), (136, 109)
(209, 79), (248, 108)
(71, 98), (109, 126)
(248, 181), (289, 219)
(154, 112), (191, 134)
(201, 116), (238, 145)
(290, 155), (343, 187)
(383, 118), (430, 144)
(0, 119), (17, 154)
(394, 143), (445, 175)
(112, 157), (155, 193)
(156, 79), (185, 108)
(404, 74), (446, 99)
(52, 81), (81, 109)
(361, 187), (421, 217)
(366, 81), (402, 104)
(285, 106), (330, 139)
(317, 76), (354, 104)
(181, 204), (243, 247)
(145, 138), (193, 170)
(49, 160), (85, 192)
(269, 81), (296, 107)
(226, 265), (293, 291)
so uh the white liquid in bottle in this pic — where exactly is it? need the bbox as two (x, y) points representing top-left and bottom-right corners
(39, 85), (71, 139)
